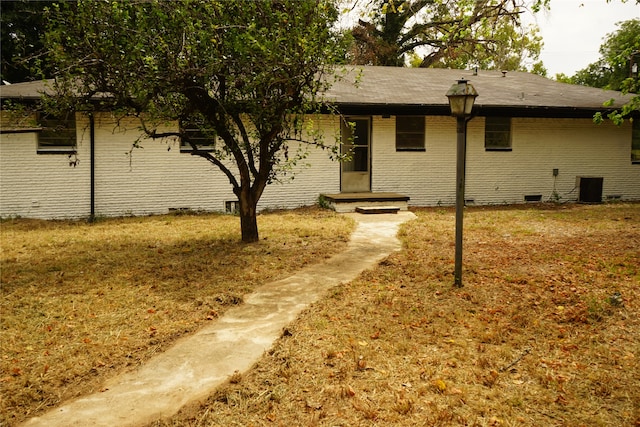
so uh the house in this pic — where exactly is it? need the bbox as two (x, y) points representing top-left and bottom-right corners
(1, 66), (638, 219)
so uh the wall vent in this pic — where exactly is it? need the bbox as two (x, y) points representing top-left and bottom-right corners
(225, 200), (239, 214)
(168, 207), (191, 214)
(524, 194), (542, 202)
(576, 177), (603, 203)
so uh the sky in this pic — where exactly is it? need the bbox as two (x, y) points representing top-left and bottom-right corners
(530, 0), (640, 77)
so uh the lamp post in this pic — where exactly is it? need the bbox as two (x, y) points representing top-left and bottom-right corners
(446, 79), (478, 288)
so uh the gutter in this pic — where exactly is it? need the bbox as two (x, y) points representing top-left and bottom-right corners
(89, 113), (95, 223)
(327, 103), (635, 119)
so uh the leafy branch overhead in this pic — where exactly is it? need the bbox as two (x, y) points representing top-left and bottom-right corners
(347, 0), (548, 72)
(574, 18), (640, 125)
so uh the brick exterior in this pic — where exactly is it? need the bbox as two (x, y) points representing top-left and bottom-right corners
(1, 112), (638, 219)
(0, 113), (340, 219)
(370, 116), (638, 206)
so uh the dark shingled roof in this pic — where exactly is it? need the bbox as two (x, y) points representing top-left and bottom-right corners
(1, 67), (635, 118)
(324, 66), (635, 118)
(0, 80), (51, 100)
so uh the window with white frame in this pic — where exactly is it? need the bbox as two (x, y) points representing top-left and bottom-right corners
(632, 119), (640, 164)
(485, 116), (512, 151)
(37, 112), (77, 153)
(396, 116), (425, 151)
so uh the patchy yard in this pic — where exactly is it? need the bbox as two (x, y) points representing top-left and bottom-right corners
(0, 208), (354, 426)
(153, 203), (639, 427)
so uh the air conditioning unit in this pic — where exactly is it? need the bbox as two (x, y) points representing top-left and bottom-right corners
(576, 176), (603, 203)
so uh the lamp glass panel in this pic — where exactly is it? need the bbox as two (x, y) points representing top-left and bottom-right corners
(448, 96), (467, 116)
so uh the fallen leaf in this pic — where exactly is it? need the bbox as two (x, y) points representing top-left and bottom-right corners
(357, 357), (367, 370)
(432, 379), (446, 393)
(343, 385), (356, 397)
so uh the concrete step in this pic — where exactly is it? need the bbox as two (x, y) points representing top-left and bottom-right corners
(355, 206), (400, 214)
(321, 193), (410, 213)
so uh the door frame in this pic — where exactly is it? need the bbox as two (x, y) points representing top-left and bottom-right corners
(340, 116), (371, 193)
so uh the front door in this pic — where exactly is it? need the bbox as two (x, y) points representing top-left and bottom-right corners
(341, 117), (370, 192)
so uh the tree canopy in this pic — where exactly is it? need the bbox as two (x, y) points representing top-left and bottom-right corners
(0, 1), (57, 83)
(571, 19), (640, 93)
(345, 0), (547, 72)
(565, 18), (640, 124)
(41, 0), (346, 242)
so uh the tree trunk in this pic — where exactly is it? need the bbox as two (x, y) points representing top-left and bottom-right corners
(238, 186), (259, 243)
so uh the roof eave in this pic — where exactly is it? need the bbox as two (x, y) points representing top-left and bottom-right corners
(330, 102), (628, 119)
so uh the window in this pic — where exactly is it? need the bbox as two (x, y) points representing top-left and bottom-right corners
(180, 121), (217, 152)
(632, 119), (640, 164)
(37, 112), (76, 153)
(485, 117), (512, 151)
(396, 116), (425, 151)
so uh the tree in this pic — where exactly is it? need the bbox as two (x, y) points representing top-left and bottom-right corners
(572, 19), (640, 93)
(570, 18), (640, 125)
(346, 0), (547, 71)
(0, 1), (58, 83)
(40, 0), (346, 243)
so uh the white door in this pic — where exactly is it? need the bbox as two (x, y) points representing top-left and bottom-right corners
(341, 117), (370, 192)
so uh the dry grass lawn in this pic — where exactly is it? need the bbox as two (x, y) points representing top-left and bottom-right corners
(0, 207), (355, 426)
(151, 203), (640, 427)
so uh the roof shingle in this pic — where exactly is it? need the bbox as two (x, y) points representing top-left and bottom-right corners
(1, 67), (634, 118)
(323, 66), (634, 117)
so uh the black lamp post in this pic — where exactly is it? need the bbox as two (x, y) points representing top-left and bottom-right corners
(446, 79), (478, 287)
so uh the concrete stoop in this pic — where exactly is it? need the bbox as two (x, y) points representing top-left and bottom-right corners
(321, 192), (410, 213)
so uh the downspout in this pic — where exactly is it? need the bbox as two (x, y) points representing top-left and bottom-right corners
(89, 113), (96, 223)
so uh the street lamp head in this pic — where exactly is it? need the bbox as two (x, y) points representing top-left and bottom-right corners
(446, 79), (479, 117)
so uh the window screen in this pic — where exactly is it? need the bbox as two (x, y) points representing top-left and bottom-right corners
(485, 117), (511, 151)
(37, 112), (77, 153)
(396, 116), (425, 151)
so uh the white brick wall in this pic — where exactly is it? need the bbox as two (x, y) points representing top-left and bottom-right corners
(0, 114), (91, 219)
(372, 115), (457, 205)
(258, 115), (341, 210)
(1, 112), (637, 220)
(0, 112), (340, 219)
(467, 117), (638, 204)
(371, 116), (639, 206)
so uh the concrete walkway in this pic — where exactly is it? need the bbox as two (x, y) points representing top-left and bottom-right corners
(22, 212), (416, 427)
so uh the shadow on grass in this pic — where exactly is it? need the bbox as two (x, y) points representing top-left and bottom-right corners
(0, 209), (354, 425)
